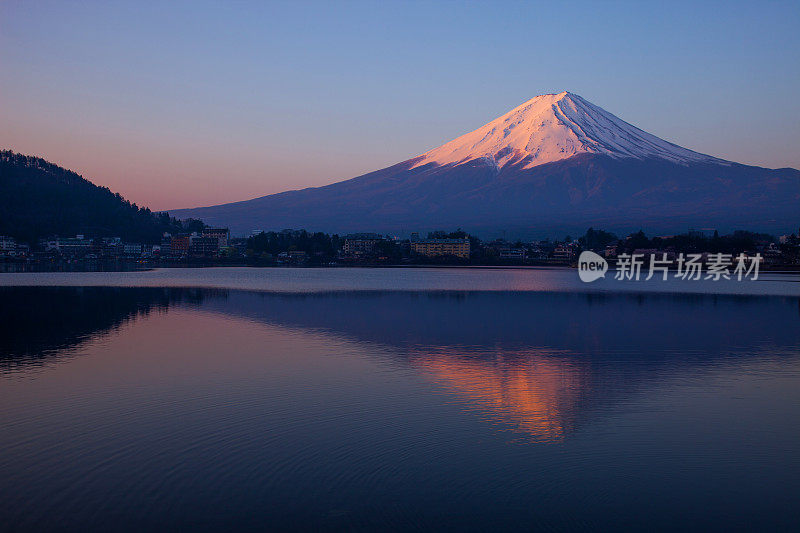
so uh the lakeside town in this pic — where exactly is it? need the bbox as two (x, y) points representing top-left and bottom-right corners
(2, 226), (799, 272)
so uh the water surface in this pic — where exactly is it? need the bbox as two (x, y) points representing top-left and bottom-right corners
(1, 273), (799, 531)
(1, 266), (797, 295)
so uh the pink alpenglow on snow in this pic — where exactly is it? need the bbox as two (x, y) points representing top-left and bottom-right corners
(413, 92), (724, 172)
(171, 91), (799, 237)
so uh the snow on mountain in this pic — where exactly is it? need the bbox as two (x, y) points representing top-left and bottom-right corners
(170, 91), (799, 236)
(412, 92), (724, 171)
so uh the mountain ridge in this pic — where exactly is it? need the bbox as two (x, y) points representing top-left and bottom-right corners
(0, 150), (204, 243)
(170, 92), (800, 237)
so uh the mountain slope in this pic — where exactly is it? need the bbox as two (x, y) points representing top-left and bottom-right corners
(0, 151), (203, 243)
(413, 92), (723, 170)
(171, 92), (800, 236)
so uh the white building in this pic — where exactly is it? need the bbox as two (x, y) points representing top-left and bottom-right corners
(0, 236), (16, 251)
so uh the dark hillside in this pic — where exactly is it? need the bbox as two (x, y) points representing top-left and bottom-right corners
(0, 150), (202, 243)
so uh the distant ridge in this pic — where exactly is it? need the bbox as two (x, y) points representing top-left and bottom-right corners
(168, 92), (797, 236)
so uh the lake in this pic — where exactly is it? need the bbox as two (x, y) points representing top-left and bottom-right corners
(1, 268), (799, 531)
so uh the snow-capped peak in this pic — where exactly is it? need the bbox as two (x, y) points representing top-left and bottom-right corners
(412, 92), (723, 171)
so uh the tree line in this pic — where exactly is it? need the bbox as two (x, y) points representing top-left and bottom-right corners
(0, 150), (204, 244)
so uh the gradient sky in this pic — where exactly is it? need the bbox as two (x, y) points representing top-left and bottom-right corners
(2, 0), (799, 211)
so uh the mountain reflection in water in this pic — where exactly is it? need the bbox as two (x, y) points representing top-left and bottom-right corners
(411, 350), (587, 442)
(200, 290), (800, 442)
(2, 286), (799, 530)
(3, 287), (798, 443)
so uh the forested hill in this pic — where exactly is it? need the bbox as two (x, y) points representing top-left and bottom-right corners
(0, 150), (203, 243)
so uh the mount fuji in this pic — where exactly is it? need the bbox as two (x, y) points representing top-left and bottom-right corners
(171, 92), (799, 237)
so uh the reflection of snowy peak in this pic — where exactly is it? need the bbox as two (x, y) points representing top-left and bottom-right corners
(413, 92), (723, 170)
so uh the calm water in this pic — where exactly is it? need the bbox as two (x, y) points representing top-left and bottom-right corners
(0, 266), (798, 295)
(1, 269), (799, 531)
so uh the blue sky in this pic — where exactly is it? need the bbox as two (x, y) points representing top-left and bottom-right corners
(1, 0), (798, 209)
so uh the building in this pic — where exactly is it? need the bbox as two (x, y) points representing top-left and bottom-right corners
(123, 243), (143, 256)
(762, 244), (782, 265)
(39, 236), (92, 255)
(343, 233), (383, 256)
(96, 237), (121, 257)
(499, 248), (526, 261)
(169, 234), (191, 256)
(277, 250), (307, 264)
(203, 228), (230, 248)
(160, 234), (172, 255)
(0, 236), (18, 258)
(411, 238), (470, 258)
(189, 235), (219, 256)
(553, 245), (575, 262)
(14, 243), (30, 257)
(0, 236), (16, 251)
(527, 248), (549, 260)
